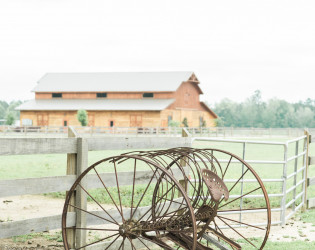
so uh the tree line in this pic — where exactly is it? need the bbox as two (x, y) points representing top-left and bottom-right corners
(212, 90), (315, 128)
(0, 100), (22, 125)
(1, 93), (315, 128)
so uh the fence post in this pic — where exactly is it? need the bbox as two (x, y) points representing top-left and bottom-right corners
(302, 130), (310, 211)
(66, 126), (78, 248)
(292, 140), (299, 212)
(75, 137), (88, 248)
(280, 143), (289, 226)
(179, 128), (190, 195)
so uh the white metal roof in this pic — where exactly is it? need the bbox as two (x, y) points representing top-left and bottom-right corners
(32, 72), (194, 92)
(16, 99), (175, 111)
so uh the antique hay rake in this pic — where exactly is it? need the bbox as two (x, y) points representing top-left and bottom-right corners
(62, 147), (271, 249)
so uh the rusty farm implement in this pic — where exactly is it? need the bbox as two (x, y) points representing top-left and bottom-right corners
(62, 147), (271, 249)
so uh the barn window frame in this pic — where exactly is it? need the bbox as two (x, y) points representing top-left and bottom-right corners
(52, 93), (62, 98)
(143, 93), (154, 98)
(96, 93), (107, 98)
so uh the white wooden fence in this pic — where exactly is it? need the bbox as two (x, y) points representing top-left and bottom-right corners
(1, 125), (313, 138)
(0, 127), (191, 242)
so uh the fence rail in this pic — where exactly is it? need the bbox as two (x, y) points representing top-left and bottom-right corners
(0, 127), (191, 240)
(1, 125), (314, 138)
(192, 133), (308, 226)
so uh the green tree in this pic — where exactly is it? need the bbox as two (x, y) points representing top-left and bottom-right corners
(168, 120), (180, 127)
(5, 111), (15, 125)
(182, 117), (188, 127)
(77, 109), (88, 126)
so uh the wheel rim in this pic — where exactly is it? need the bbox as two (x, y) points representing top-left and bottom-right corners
(193, 149), (271, 250)
(62, 155), (197, 250)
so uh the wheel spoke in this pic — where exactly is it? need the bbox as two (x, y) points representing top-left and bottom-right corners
(113, 160), (125, 223)
(65, 227), (119, 231)
(67, 203), (116, 225)
(78, 183), (119, 225)
(137, 237), (151, 249)
(93, 167), (124, 218)
(130, 159), (137, 218)
(127, 236), (137, 250)
(104, 234), (121, 250)
(218, 187), (261, 209)
(222, 155), (233, 179)
(217, 215), (265, 230)
(130, 168), (159, 220)
(217, 216), (258, 249)
(77, 232), (120, 250)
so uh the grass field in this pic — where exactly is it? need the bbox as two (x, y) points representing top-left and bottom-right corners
(1, 136), (314, 207)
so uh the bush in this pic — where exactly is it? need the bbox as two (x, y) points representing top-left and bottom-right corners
(169, 120), (180, 127)
(77, 109), (88, 126)
(182, 117), (188, 127)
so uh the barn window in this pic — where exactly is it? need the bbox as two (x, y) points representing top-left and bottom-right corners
(110, 121), (114, 127)
(199, 116), (204, 127)
(143, 93), (154, 98)
(64, 121), (68, 126)
(168, 115), (172, 126)
(97, 93), (107, 98)
(52, 93), (62, 98)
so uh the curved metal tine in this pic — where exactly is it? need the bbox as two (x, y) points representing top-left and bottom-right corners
(129, 164), (161, 220)
(132, 162), (183, 223)
(139, 155), (174, 218)
(159, 151), (204, 208)
(192, 149), (223, 176)
(77, 183), (120, 225)
(93, 167), (124, 219)
(153, 157), (188, 217)
(133, 181), (178, 225)
(135, 179), (173, 223)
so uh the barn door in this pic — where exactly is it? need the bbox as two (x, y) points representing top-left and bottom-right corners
(88, 114), (95, 126)
(130, 115), (142, 127)
(37, 113), (48, 126)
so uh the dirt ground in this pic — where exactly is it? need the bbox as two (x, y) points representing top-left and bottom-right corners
(0, 195), (314, 249)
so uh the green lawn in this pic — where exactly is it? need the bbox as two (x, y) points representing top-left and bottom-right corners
(1, 137), (314, 210)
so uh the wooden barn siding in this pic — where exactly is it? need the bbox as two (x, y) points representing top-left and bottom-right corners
(168, 81), (204, 111)
(35, 92), (174, 99)
(161, 109), (216, 127)
(21, 111), (162, 127)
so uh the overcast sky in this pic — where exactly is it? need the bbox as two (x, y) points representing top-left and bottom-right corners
(0, 0), (314, 106)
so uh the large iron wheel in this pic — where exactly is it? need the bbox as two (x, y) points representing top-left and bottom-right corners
(62, 155), (197, 250)
(134, 148), (271, 249)
(194, 149), (271, 250)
